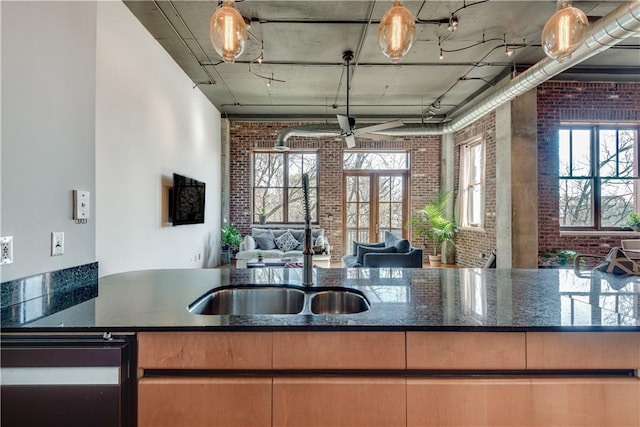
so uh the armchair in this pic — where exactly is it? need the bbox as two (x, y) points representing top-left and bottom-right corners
(342, 231), (423, 268)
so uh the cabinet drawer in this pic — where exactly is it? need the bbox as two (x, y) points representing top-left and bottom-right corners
(272, 331), (405, 369)
(273, 377), (406, 427)
(526, 332), (640, 369)
(407, 378), (531, 427)
(138, 332), (272, 369)
(407, 332), (526, 369)
(138, 377), (271, 427)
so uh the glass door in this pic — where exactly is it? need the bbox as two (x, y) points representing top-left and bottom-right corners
(344, 172), (407, 253)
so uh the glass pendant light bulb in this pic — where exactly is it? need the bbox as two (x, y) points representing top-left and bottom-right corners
(210, 0), (248, 64)
(378, 0), (416, 63)
(541, 0), (588, 63)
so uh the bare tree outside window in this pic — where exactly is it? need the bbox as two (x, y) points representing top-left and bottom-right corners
(558, 126), (639, 230)
(253, 152), (318, 224)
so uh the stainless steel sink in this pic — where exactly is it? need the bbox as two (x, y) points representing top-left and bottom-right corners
(188, 285), (369, 315)
(188, 286), (305, 315)
(310, 290), (370, 314)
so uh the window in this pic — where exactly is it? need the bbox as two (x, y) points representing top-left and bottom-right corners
(559, 125), (639, 229)
(459, 138), (485, 228)
(253, 151), (318, 224)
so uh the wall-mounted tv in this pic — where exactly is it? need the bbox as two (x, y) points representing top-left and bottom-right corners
(169, 173), (206, 226)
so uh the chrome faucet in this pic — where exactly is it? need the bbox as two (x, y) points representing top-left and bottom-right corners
(302, 173), (313, 286)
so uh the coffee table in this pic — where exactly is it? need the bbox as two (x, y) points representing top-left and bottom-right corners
(246, 258), (302, 268)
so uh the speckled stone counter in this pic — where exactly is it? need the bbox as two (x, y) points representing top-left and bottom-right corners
(2, 267), (639, 332)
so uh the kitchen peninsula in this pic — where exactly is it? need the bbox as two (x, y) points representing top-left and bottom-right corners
(2, 267), (640, 426)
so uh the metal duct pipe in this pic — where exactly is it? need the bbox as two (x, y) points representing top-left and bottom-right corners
(276, 1), (640, 146)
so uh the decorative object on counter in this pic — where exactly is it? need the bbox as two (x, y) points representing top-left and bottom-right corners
(410, 190), (457, 266)
(342, 231), (422, 268)
(257, 252), (263, 262)
(626, 213), (640, 232)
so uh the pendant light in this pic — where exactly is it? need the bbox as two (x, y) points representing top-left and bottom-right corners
(210, 0), (248, 64)
(540, 0), (589, 63)
(378, 0), (416, 63)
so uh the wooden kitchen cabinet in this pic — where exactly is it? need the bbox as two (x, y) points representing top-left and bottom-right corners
(526, 332), (640, 369)
(407, 378), (531, 427)
(273, 377), (406, 427)
(137, 331), (272, 369)
(406, 331), (526, 370)
(138, 377), (271, 427)
(273, 331), (405, 369)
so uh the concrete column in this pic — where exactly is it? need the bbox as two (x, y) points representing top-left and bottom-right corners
(441, 133), (456, 264)
(495, 89), (539, 268)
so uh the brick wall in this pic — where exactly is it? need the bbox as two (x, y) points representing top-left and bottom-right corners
(229, 121), (441, 262)
(453, 112), (498, 268)
(537, 82), (640, 258)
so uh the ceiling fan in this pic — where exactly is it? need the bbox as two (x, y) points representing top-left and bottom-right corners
(337, 50), (404, 148)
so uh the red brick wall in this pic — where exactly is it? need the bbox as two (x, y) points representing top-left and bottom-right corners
(228, 121), (441, 262)
(537, 82), (640, 258)
(453, 112), (498, 267)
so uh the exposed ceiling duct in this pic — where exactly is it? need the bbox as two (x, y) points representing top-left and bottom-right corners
(275, 0), (640, 149)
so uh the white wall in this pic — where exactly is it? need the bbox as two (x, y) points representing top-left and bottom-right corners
(95, 1), (221, 276)
(1, 1), (97, 282)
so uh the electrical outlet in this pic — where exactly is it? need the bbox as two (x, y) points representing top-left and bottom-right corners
(1, 236), (14, 265)
(51, 232), (64, 256)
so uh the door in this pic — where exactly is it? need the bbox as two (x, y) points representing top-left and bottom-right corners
(344, 172), (408, 251)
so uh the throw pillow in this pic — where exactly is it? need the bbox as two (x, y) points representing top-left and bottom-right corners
(254, 232), (276, 250)
(356, 245), (396, 265)
(394, 239), (411, 253)
(275, 230), (299, 253)
(243, 235), (256, 251)
(384, 230), (402, 248)
(352, 241), (384, 256)
(595, 247), (640, 276)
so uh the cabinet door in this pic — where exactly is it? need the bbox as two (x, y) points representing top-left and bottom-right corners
(407, 332), (526, 369)
(529, 378), (640, 426)
(273, 377), (406, 427)
(138, 377), (271, 427)
(273, 331), (405, 369)
(526, 332), (640, 369)
(407, 378), (531, 427)
(138, 332), (272, 369)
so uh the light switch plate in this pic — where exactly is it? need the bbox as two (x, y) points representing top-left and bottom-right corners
(51, 232), (64, 256)
(1, 236), (13, 265)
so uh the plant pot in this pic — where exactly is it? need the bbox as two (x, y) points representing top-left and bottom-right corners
(428, 255), (441, 267)
(258, 214), (266, 225)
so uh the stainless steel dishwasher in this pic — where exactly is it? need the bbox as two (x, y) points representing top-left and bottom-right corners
(1, 334), (134, 427)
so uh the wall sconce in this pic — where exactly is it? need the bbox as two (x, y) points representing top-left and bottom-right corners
(378, 0), (416, 63)
(209, 0), (248, 64)
(541, 0), (589, 63)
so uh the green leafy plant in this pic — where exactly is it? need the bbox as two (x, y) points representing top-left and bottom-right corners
(626, 213), (640, 230)
(410, 190), (457, 256)
(538, 248), (578, 268)
(221, 225), (242, 250)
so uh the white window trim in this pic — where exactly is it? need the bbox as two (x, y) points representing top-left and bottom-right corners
(458, 136), (485, 229)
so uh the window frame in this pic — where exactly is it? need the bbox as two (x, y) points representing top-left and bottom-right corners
(558, 124), (640, 231)
(458, 136), (485, 229)
(252, 150), (319, 225)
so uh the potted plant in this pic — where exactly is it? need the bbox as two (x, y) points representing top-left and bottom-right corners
(221, 225), (242, 252)
(256, 208), (267, 224)
(626, 213), (640, 232)
(410, 191), (457, 266)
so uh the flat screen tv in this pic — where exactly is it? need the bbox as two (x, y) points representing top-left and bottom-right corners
(169, 173), (206, 226)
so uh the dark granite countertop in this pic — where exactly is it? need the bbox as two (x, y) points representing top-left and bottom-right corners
(2, 267), (639, 332)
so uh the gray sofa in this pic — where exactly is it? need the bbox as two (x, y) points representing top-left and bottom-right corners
(236, 227), (330, 268)
(342, 231), (423, 268)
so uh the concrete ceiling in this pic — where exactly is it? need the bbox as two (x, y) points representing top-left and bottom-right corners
(124, 1), (640, 123)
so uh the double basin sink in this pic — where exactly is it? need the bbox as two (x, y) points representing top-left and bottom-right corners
(188, 285), (370, 315)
